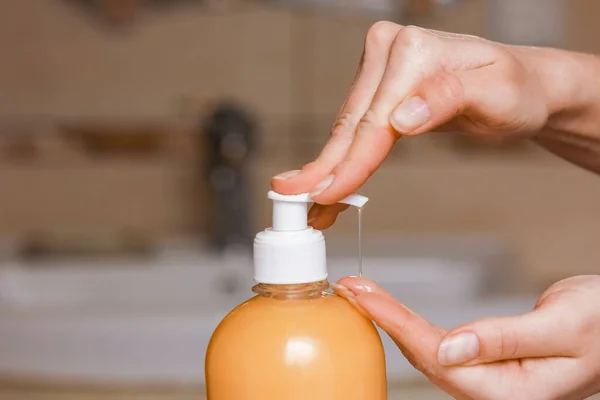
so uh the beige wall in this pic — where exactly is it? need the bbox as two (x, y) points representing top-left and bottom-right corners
(0, 2), (294, 119)
(2, 1), (600, 284)
(3, 1), (600, 117)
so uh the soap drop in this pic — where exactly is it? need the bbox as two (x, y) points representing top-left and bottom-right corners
(357, 206), (363, 277)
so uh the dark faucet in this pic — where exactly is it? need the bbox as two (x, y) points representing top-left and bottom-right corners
(202, 102), (255, 255)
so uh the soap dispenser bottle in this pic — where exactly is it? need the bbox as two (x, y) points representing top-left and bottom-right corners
(205, 191), (387, 400)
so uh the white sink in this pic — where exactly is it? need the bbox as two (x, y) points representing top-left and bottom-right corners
(0, 245), (537, 384)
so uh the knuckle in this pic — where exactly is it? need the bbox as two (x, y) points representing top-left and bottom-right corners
(403, 25), (426, 37)
(365, 21), (397, 49)
(501, 330), (520, 359)
(491, 324), (519, 359)
(331, 112), (356, 138)
(357, 108), (399, 141)
(357, 108), (381, 130)
(363, 21), (400, 64)
(356, 111), (383, 140)
(394, 25), (430, 51)
(475, 319), (520, 361)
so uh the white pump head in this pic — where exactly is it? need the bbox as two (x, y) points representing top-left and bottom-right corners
(253, 191), (368, 284)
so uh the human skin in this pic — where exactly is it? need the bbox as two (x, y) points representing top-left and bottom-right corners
(272, 22), (600, 230)
(272, 22), (600, 399)
(332, 276), (600, 400)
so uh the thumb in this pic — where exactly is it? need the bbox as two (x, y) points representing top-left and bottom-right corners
(389, 71), (466, 136)
(438, 309), (577, 366)
(333, 277), (447, 377)
(390, 60), (509, 137)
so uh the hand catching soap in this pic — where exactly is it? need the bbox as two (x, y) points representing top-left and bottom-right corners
(205, 191), (387, 400)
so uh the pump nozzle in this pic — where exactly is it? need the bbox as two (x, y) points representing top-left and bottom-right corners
(267, 190), (368, 231)
(253, 191), (369, 284)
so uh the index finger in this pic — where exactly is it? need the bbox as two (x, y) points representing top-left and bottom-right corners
(310, 26), (440, 204)
(272, 22), (403, 197)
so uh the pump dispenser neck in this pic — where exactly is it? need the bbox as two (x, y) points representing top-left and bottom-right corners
(252, 280), (329, 300)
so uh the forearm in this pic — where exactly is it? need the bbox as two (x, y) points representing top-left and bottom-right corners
(527, 48), (600, 172)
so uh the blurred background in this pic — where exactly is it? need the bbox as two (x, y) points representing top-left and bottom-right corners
(1, 0), (600, 399)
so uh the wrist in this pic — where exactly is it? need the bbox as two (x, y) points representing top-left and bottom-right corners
(523, 47), (600, 132)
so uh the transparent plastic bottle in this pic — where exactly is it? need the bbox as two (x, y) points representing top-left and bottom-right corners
(205, 191), (387, 399)
(206, 280), (387, 399)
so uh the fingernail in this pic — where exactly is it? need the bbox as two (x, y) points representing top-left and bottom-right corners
(339, 278), (379, 296)
(273, 170), (301, 180)
(310, 175), (334, 197)
(438, 332), (480, 366)
(354, 283), (376, 293)
(390, 96), (430, 133)
(330, 282), (355, 299)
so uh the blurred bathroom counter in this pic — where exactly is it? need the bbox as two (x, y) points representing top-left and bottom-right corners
(0, 382), (453, 400)
(2, 383), (600, 400)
